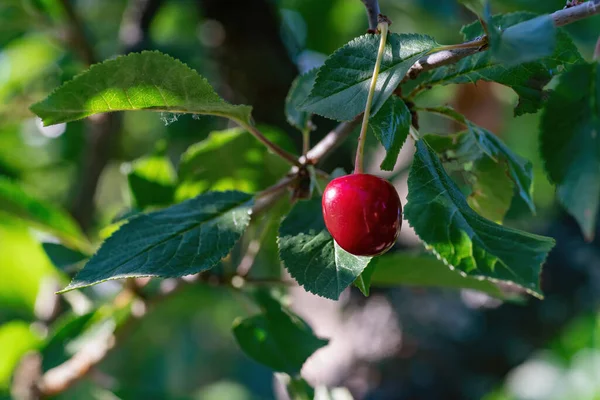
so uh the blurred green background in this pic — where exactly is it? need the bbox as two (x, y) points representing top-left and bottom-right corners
(1, 0), (600, 399)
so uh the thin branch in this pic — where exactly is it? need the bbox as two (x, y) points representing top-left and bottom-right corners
(405, 0), (600, 84)
(305, 115), (362, 165)
(360, 0), (381, 31)
(239, 122), (302, 167)
(553, 0), (600, 26)
(308, 0), (600, 168)
(68, 0), (164, 231)
(58, 0), (96, 65)
(594, 35), (600, 61)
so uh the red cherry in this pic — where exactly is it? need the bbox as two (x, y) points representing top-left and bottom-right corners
(322, 174), (402, 256)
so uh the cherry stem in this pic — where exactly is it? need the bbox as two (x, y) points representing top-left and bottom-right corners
(238, 121), (302, 168)
(594, 35), (600, 61)
(354, 20), (389, 174)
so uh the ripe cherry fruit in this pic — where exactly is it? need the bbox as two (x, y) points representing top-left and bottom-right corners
(322, 174), (402, 256)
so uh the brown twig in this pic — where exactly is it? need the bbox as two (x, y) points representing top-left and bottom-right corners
(360, 0), (381, 31)
(404, 0), (600, 85)
(68, 0), (164, 232)
(57, 0), (96, 65)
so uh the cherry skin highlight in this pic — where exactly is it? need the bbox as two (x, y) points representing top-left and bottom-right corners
(322, 174), (402, 256)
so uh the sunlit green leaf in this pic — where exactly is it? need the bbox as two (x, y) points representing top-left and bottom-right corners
(177, 127), (292, 199)
(404, 140), (555, 297)
(61, 191), (253, 292)
(540, 62), (600, 241)
(301, 33), (438, 121)
(0, 220), (63, 322)
(30, 51), (253, 126)
(128, 143), (177, 209)
(0, 177), (87, 250)
(278, 198), (372, 300)
(0, 321), (42, 391)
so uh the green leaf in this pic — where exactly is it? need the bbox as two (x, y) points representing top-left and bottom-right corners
(490, 14), (556, 67)
(467, 157), (515, 223)
(42, 243), (88, 273)
(286, 377), (315, 400)
(30, 51), (253, 126)
(0, 321), (42, 391)
(425, 107), (535, 216)
(128, 143), (177, 209)
(278, 198), (372, 300)
(0, 220), (62, 321)
(457, 0), (485, 17)
(0, 177), (87, 250)
(60, 191), (253, 293)
(370, 96), (411, 171)
(370, 252), (506, 298)
(354, 262), (376, 297)
(286, 69), (317, 131)
(301, 33), (438, 121)
(177, 127), (292, 199)
(232, 299), (328, 374)
(540, 62), (600, 241)
(404, 140), (555, 297)
(408, 13), (582, 116)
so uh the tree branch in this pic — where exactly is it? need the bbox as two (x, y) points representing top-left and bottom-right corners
(360, 0), (381, 31)
(58, 0), (96, 65)
(406, 0), (600, 83)
(308, 0), (600, 167)
(553, 0), (600, 26)
(68, 0), (164, 231)
(304, 115), (362, 165)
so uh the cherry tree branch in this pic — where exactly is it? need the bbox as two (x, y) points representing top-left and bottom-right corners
(307, 0), (600, 165)
(57, 0), (96, 65)
(360, 0), (381, 31)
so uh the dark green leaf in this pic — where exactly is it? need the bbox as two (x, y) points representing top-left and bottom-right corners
(301, 33), (438, 121)
(60, 191), (253, 292)
(0, 177), (87, 250)
(42, 243), (88, 273)
(286, 69), (317, 131)
(407, 13), (582, 116)
(404, 140), (555, 297)
(30, 51), (253, 126)
(177, 127), (292, 198)
(370, 96), (411, 171)
(128, 144), (177, 209)
(425, 107), (535, 216)
(232, 300), (328, 374)
(490, 14), (556, 67)
(354, 262), (376, 297)
(278, 198), (372, 300)
(371, 252), (506, 298)
(540, 62), (600, 241)
(458, 0), (485, 17)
